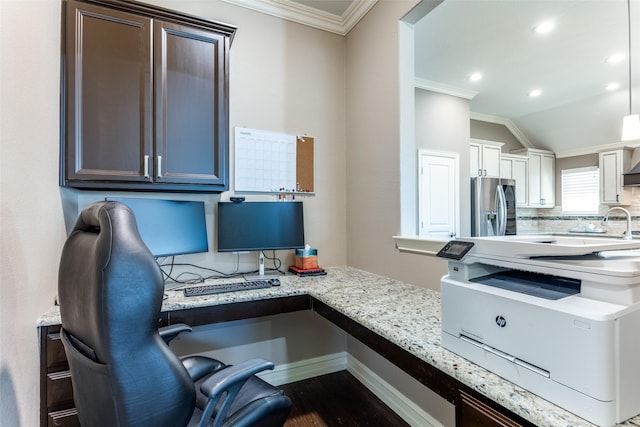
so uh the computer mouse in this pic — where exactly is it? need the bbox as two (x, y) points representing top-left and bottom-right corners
(268, 278), (281, 286)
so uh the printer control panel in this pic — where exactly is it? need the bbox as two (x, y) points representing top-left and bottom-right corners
(436, 240), (474, 260)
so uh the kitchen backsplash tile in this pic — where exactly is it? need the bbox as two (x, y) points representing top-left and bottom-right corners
(518, 189), (640, 235)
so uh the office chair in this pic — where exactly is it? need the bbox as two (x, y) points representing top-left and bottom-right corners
(57, 201), (292, 427)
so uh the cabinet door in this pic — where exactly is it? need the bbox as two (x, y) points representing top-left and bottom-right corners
(154, 21), (229, 186)
(512, 158), (528, 206)
(528, 154), (542, 206)
(600, 150), (631, 205)
(470, 143), (481, 177)
(600, 151), (620, 204)
(500, 158), (513, 179)
(540, 154), (555, 206)
(482, 144), (501, 177)
(65, 1), (153, 183)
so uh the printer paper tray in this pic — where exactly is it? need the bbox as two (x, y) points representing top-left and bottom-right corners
(470, 270), (580, 300)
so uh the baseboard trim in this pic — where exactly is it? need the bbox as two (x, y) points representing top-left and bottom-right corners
(347, 355), (444, 427)
(257, 352), (347, 386)
(259, 352), (442, 427)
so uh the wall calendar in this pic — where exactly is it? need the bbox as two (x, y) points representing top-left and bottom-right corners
(234, 127), (315, 193)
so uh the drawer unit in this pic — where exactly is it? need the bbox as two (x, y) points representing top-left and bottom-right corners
(40, 325), (78, 427)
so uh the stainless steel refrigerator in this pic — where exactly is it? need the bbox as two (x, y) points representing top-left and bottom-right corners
(471, 177), (517, 236)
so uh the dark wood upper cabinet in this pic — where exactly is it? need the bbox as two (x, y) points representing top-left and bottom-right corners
(61, 0), (236, 192)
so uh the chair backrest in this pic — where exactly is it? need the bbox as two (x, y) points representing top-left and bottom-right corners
(58, 201), (195, 426)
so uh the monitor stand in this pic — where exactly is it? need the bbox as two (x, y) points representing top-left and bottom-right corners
(244, 251), (280, 281)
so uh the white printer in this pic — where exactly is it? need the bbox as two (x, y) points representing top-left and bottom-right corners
(438, 235), (640, 427)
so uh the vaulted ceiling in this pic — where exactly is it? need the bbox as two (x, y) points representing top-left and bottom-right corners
(414, 0), (640, 157)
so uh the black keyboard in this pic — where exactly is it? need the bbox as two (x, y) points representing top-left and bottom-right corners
(183, 280), (273, 297)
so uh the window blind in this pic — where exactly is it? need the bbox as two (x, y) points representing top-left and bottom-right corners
(561, 167), (599, 213)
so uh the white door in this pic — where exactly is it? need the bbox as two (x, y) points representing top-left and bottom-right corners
(419, 150), (458, 238)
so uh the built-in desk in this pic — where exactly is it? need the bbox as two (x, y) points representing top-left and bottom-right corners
(38, 266), (638, 427)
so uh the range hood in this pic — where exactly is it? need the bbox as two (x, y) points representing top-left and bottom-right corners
(624, 161), (640, 186)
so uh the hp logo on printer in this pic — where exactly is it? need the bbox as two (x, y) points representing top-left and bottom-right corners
(495, 316), (507, 328)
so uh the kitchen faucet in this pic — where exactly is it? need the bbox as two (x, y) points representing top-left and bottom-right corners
(603, 207), (633, 239)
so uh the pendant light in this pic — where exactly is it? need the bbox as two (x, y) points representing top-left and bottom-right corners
(622, 0), (640, 141)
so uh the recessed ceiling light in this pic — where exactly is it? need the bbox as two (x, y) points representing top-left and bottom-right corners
(528, 89), (542, 98)
(606, 82), (621, 91)
(606, 53), (625, 63)
(469, 72), (483, 82)
(533, 21), (555, 34)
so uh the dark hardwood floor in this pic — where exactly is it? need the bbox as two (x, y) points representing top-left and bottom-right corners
(280, 370), (410, 427)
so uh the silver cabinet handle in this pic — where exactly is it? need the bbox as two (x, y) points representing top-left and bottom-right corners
(157, 155), (162, 178)
(143, 155), (150, 178)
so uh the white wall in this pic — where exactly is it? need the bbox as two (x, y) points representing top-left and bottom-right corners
(1, 2), (66, 426)
(0, 1), (347, 425)
(345, 1), (449, 287)
(415, 88), (471, 237)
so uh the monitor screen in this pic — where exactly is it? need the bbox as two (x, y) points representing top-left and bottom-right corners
(217, 201), (305, 252)
(108, 198), (208, 257)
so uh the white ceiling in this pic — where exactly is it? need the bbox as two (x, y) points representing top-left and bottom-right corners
(227, 0), (640, 157)
(414, 0), (640, 157)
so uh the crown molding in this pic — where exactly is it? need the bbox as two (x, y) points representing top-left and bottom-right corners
(470, 112), (534, 149)
(220, 0), (378, 35)
(414, 78), (477, 100)
(554, 141), (640, 158)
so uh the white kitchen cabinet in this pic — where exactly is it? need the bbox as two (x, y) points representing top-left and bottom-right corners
(470, 139), (503, 177)
(599, 148), (632, 205)
(513, 148), (555, 208)
(501, 153), (528, 206)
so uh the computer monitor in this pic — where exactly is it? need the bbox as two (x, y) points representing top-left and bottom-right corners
(108, 197), (209, 257)
(217, 201), (305, 278)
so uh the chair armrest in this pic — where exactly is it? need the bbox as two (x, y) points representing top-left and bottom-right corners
(158, 323), (192, 344)
(198, 358), (275, 427)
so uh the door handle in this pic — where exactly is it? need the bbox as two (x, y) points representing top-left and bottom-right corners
(496, 185), (507, 235)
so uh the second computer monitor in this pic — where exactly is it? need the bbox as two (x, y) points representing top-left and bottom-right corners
(217, 201), (305, 253)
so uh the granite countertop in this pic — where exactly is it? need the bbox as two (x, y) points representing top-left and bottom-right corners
(39, 266), (640, 427)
